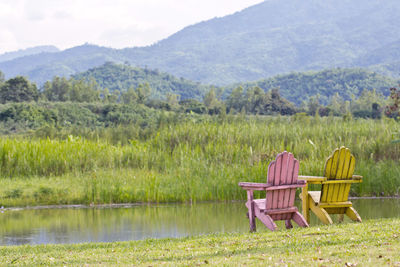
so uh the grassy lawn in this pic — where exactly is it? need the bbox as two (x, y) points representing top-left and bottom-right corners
(0, 218), (399, 266)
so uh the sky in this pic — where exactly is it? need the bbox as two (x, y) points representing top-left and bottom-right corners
(0, 0), (264, 54)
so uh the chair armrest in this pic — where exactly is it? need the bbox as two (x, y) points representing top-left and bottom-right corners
(239, 181), (306, 191)
(298, 175), (327, 184)
(238, 182), (270, 191)
(266, 182), (306, 191)
(299, 175), (363, 184)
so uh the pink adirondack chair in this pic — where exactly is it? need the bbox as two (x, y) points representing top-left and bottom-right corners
(239, 151), (309, 231)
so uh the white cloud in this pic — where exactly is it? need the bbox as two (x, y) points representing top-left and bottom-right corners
(0, 0), (264, 54)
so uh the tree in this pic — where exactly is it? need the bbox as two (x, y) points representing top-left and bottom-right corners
(0, 76), (39, 103)
(264, 88), (297, 115)
(69, 78), (100, 102)
(166, 93), (180, 110)
(226, 86), (245, 113)
(306, 95), (320, 116)
(328, 93), (345, 115)
(351, 89), (385, 118)
(245, 86), (269, 114)
(0, 70), (5, 84)
(135, 83), (151, 104)
(43, 77), (100, 102)
(179, 99), (206, 114)
(203, 88), (222, 114)
(43, 76), (71, 101)
(121, 87), (137, 104)
(385, 86), (400, 119)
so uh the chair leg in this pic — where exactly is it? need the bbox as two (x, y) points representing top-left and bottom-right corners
(310, 203), (333, 225)
(257, 213), (278, 231)
(292, 211), (309, 228)
(248, 209), (256, 232)
(285, 220), (293, 229)
(301, 186), (310, 224)
(346, 207), (362, 223)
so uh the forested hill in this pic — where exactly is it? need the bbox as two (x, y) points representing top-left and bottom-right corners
(73, 62), (211, 100)
(1, 0), (400, 85)
(231, 68), (398, 105)
(75, 65), (398, 105)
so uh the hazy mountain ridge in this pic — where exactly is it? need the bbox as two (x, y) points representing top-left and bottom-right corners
(1, 0), (400, 86)
(0, 44), (122, 85)
(0, 45), (59, 63)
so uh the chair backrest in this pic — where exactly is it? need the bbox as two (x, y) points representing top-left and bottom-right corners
(320, 147), (356, 202)
(266, 151), (299, 210)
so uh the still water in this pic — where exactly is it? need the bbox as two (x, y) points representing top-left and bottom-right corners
(0, 199), (399, 246)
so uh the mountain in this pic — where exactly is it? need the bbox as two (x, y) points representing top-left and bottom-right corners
(73, 62), (211, 100)
(353, 39), (400, 78)
(231, 68), (398, 105)
(0, 44), (122, 85)
(1, 0), (400, 86)
(0, 46), (59, 63)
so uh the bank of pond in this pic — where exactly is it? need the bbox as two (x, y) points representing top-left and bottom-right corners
(0, 209), (399, 266)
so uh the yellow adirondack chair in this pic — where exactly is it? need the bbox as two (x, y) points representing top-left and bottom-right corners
(299, 147), (363, 224)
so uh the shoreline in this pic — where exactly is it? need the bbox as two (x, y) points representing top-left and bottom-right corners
(1, 196), (399, 211)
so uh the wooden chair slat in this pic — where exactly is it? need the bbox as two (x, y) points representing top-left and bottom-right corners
(346, 156), (356, 179)
(288, 160), (299, 207)
(341, 149), (352, 179)
(277, 152), (288, 209)
(266, 159), (276, 210)
(335, 147), (346, 179)
(280, 152), (289, 185)
(329, 148), (340, 179)
(332, 184), (341, 202)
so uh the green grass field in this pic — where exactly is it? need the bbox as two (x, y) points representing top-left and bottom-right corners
(0, 116), (399, 207)
(0, 218), (399, 266)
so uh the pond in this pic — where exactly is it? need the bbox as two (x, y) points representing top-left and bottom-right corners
(0, 199), (399, 246)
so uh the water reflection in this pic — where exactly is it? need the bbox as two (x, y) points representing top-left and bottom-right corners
(0, 199), (399, 246)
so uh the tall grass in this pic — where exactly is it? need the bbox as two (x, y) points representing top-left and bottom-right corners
(0, 116), (399, 206)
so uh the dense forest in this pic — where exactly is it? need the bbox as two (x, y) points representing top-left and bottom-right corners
(1, 0), (400, 85)
(0, 69), (399, 139)
(231, 68), (398, 105)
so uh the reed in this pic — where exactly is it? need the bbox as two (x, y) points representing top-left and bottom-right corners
(0, 116), (399, 206)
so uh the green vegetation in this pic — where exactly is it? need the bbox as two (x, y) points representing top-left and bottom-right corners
(0, 76), (38, 103)
(2, 65), (398, 121)
(0, 218), (399, 265)
(0, 70), (398, 207)
(0, 116), (399, 207)
(0, 102), (165, 138)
